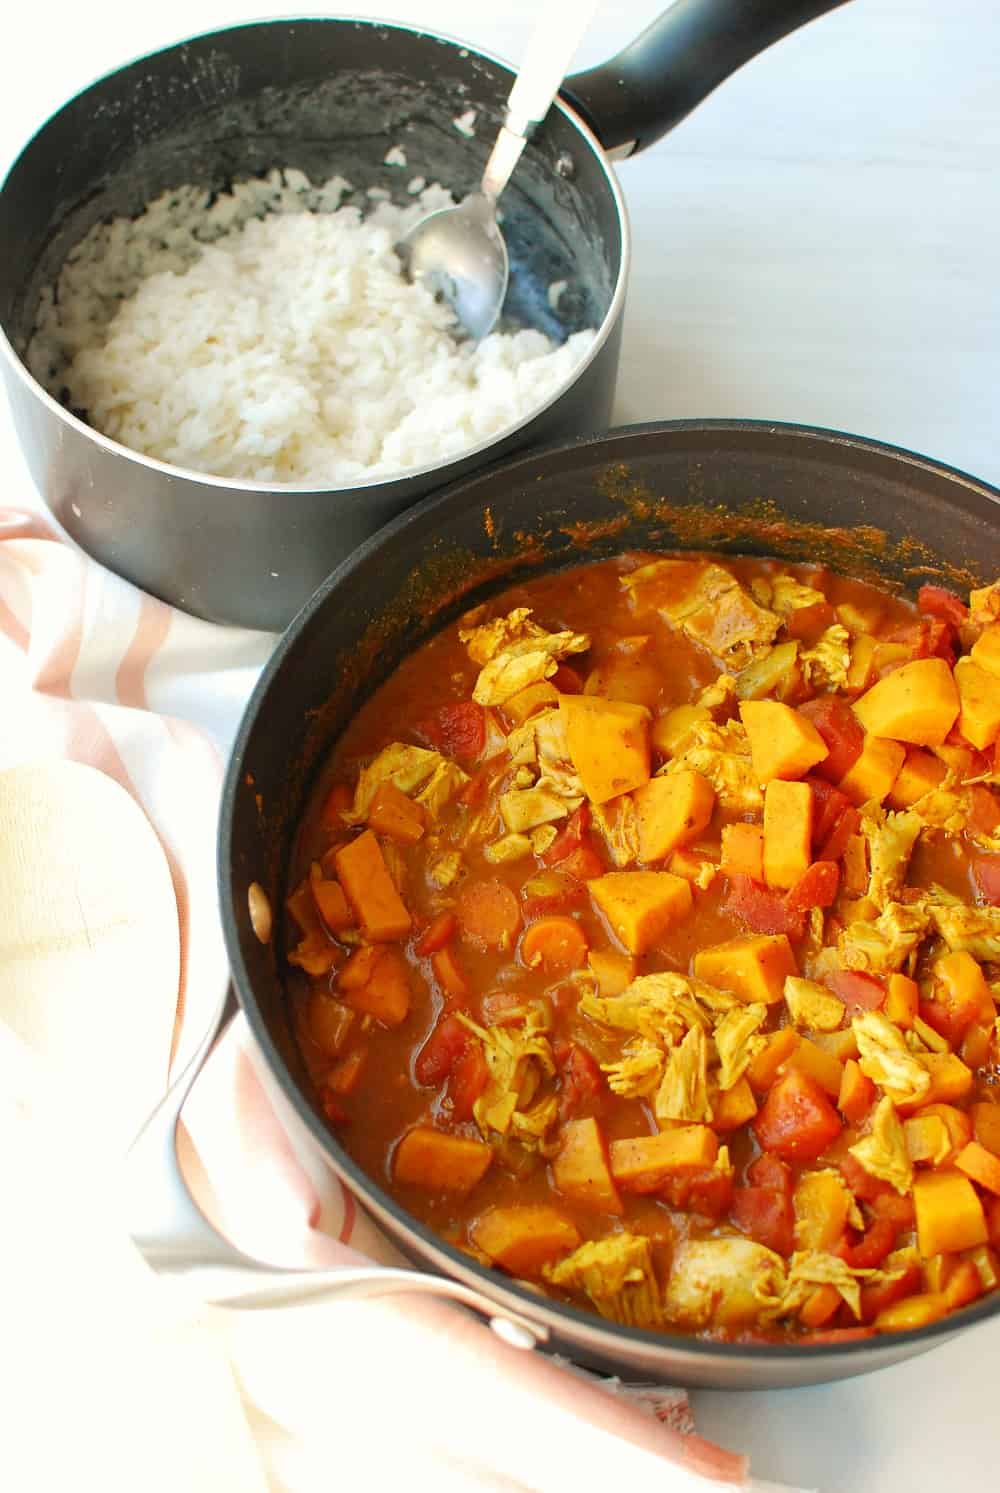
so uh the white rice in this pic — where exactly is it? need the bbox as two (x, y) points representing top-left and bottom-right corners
(27, 169), (596, 486)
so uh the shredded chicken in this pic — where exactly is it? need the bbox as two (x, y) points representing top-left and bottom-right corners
(499, 783), (580, 833)
(860, 808), (921, 910)
(849, 1096), (913, 1195)
(662, 718), (762, 812)
(664, 1238), (787, 1330)
(838, 901), (930, 974)
(654, 1024), (713, 1125)
(600, 1039), (665, 1098)
(853, 1011), (931, 1107)
(800, 624), (851, 691)
(544, 1234), (662, 1329)
(783, 976), (845, 1032)
(579, 973), (711, 1046)
(427, 851), (463, 889)
(713, 1003), (767, 1090)
(928, 901), (1000, 961)
(751, 573), (827, 614)
(459, 609), (590, 706)
(456, 1012), (556, 1139)
(770, 1251), (901, 1322)
(345, 742), (449, 823)
(415, 758), (470, 816)
(624, 558), (780, 670)
(484, 833), (533, 864)
(591, 795), (640, 868)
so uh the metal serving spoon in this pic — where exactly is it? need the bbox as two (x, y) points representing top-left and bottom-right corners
(399, 4), (601, 340)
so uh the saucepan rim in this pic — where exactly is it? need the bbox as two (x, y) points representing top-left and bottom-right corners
(220, 418), (1000, 1371)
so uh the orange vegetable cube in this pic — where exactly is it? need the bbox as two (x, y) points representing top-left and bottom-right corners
(588, 871), (692, 954)
(762, 779), (813, 889)
(309, 869), (354, 934)
(970, 1102), (1000, 1157)
(739, 700), (829, 782)
(394, 1127), (492, 1191)
(838, 734), (906, 806)
(713, 1075), (758, 1131)
(720, 822), (764, 881)
(367, 780), (425, 844)
(587, 947), (636, 996)
(875, 1291), (949, 1332)
(954, 657), (1000, 750)
(853, 657), (960, 746)
(943, 1259), (984, 1310)
(910, 1052), (974, 1110)
(885, 972), (919, 1029)
(609, 1126), (719, 1192)
(669, 847), (719, 886)
(794, 1170), (853, 1251)
(932, 950), (994, 1035)
(693, 933), (797, 1005)
(335, 830), (412, 942)
(956, 1141), (1000, 1196)
(502, 680), (560, 725)
(887, 748), (948, 809)
(838, 1058), (876, 1122)
(747, 1027), (801, 1092)
(551, 1117), (623, 1214)
(970, 622), (1000, 678)
(913, 1170), (988, 1256)
(470, 1205), (580, 1275)
(799, 1283), (843, 1328)
(633, 770), (715, 863)
(780, 1036), (845, 1098)
(341, 947), (411, 1026)
(560, 695), (651, 804)
(651, 703), (710, 756)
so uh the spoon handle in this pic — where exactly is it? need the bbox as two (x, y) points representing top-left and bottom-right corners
(481, 1), (601, 201)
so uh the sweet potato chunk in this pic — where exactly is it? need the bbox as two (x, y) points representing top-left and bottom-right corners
(588, 871), (692, 954)
(885, 971), (919, 1028)
(913, 1169), (988, 1256)
(954, 657), (1000, 751)
(887, 749), (948, 809)
(838, 734), (906, 806)
(552, 1117), (623, 1213)
(713, 1075), (758, 1131)
(340, 947), (411, 1026)
(693, 933), (797, 1005)
(633, 770), (715, 863)
(762, 779), (813, 890)
(739, 700), (829, 782)
(956, 1141), (1000, 1196)
(560, 695), (651, 804)
(394, 1127), (492, 1191)
(970, 622), (1000, 677)
(335, 830), (412, 941)
(971, 1102), (1000, 1157)
(853, 658), (960, 746)
(794, 1169), (853, 1250)
(470, 1205), (580, 1275)
(367, 780), (425, 844)
(587, 947), (636, 996)
(720, 822), (764, 881)
(609, 1126), (719, 1192)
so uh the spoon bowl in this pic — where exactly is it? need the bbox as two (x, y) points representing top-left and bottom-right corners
(400, 192), (509, 342)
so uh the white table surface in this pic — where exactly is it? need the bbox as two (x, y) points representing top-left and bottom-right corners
(3, 2), (999, 1489)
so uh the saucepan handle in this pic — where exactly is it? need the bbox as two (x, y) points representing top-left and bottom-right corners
(561, 0), (850, 155)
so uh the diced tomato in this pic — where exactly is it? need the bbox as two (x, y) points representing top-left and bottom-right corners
(746, 1152), (793, 1194)
(458, 754), (505, 807)
(968, 785), (1000, 839)
(550, 663), (583, 694)
(838, 1152), (893, 1203)
(414, 910), (457, 956)
(415, 701), (487, 762)
(521, 870), (588, 917)
(662, 1167), (734, 1221)
(447, 1041), (489, 1122)
(783, 600), (836, 641)
(973, 856), (1000, 906)
(859, 1262), (923, 1324)
(721, 874), (805, 938)
(785, 860), (841, 915)
(842, 1217), (897, 1269)
(918, 584), (968, 630)
(806, 776), (852, 848)
(817, 804), (861, 864)
(730, 1185), (795, 1256)
(753, 1069), (843, 1163)
(799, 697), (865, 783)
(542, 805), (591, 866)
(559, 843), (605, 882)
(824, 968), (886, 1013)
(803, 1326), (877, 1344)
(556, 1042), (603, 1122)
(413, 1014), (470, 1087)
(871, 1192), (915, 1230)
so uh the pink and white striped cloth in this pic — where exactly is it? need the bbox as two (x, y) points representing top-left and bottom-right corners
(0, 508), (778, 1493)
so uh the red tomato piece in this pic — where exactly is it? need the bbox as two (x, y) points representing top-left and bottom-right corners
(414, 910), (457, 956)
(448, 1041), (489, 1122)
(413, 1014), (470, 1087)
(806, 776), (852, 848)
(783, 600), (836, 641)
(803, 1326), (878, 1344)
(842, 1216), (898, 1269)
(730, 1185), (795, 1256)
(785, 860), (841, 915)
(662, 1167), (734, 1221)
(415, 700), (487, 762)
(721, 874), (805, 938)
(550, 663), (583, 694)
(559, 843), (605, 882)
(556, 1042), (603, 1122)
(973, 856), (1000, 906)
(824, 968), (886, 1013)
(746, 1152), (793, 1194)
(817, 804), (861, 864)
(753, 1069), (843, 1163)
(888, 617), (957, 667)
(798, 697), (865, 782)
(918, 584), (968, 629)
(838, 1152), (893, 1203)
(859, 1262), (923, 1323)
(541, 805), (591, 865)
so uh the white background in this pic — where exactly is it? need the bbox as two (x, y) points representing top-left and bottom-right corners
(2, 2), (999, 1489)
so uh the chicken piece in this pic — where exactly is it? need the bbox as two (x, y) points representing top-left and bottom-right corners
(928, 901), (1000, 961)
(838, 901), (930, 975)
(771, 1251), (901, 1322)
(415, 759), (470, 816)
(783, 976), (845, 1032)
(510, 1094), (560, 1149)
(427, 851), (463, 889)
(456, 1011), (556, 1139)
(499, 783), (581, 834)
(860, 808), (921, 911)
(713, 1003), (768, 1091)
(849, 1095), (913, 1195)
(654, 1024), (713, 1125)
(591, 794), (641, 868)
(664, 1238), (787, 1330)
(345, 743), (450, 824)
(544, 1234), (662, 1329)
(600, 1039), (665, 1098)
(853, 1011), (931, 1107)
(459, 608), (590, 706)
(751, 573), (827, 614)
(579, 971), (722, 1046)
(624, 558), (780, 670)
(800, 624), (851, 691)
(484, 833), (533, 864)
(663, 718), (763, 813)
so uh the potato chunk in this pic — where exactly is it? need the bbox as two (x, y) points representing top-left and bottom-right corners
(470, 1205), (580, 1275)
(633, 770), (715, 863)
(762, 779), (813, 889)
(588, 871), (692, 954)
(610, 1126), (719, 1191)
(853, 658), (959, 746)
(739, 700), (829, 781)
(560, 695), (651, 804)
(552, 1117), (623, 1213)
(694, 933), (797, 1004)
(954, 656), (1000, 750)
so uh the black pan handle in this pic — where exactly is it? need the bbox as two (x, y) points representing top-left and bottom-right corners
(561, 0), (851, 155)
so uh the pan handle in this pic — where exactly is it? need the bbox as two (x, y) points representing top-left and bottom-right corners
(561, 0), (850, 156)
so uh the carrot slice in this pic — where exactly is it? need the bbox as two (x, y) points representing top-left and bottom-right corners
(431, 944), (470, 1002)
(520, 915), (588, 973)
(457, 877), (521, 950)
